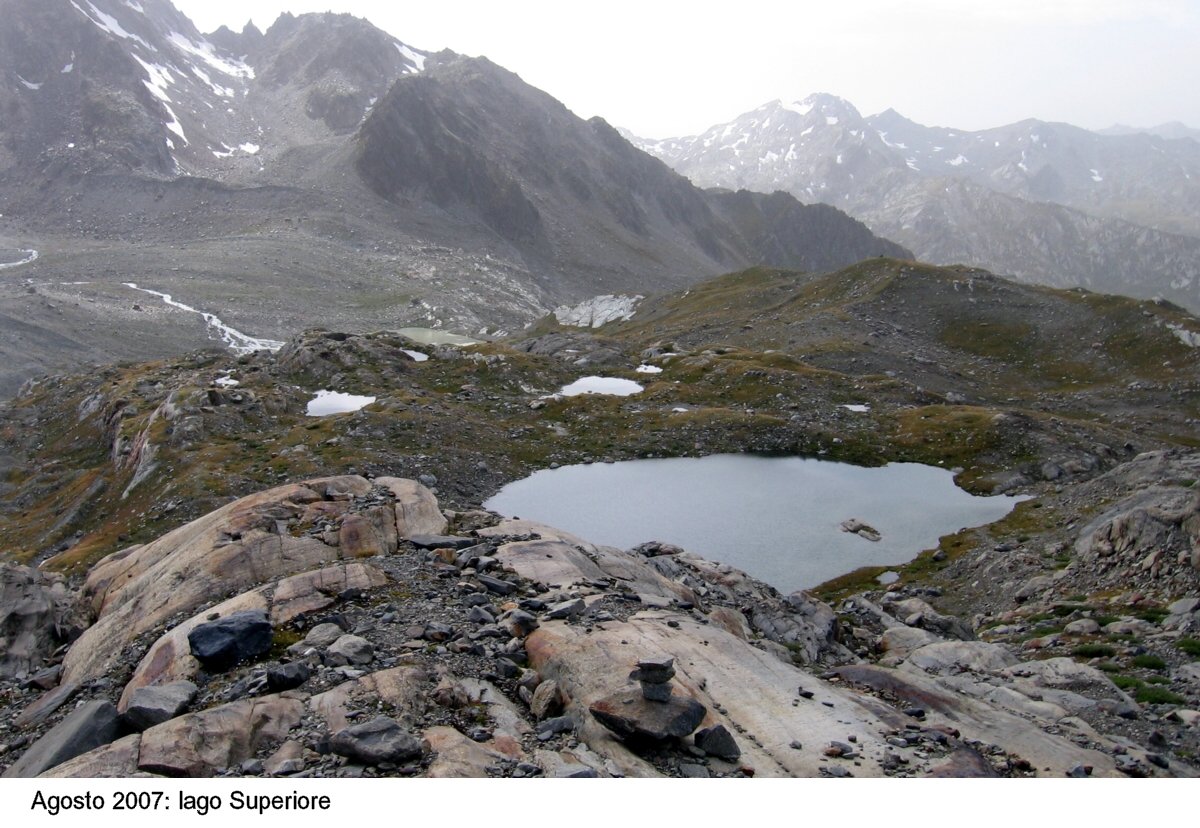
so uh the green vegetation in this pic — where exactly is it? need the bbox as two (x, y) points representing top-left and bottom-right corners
(1130, 654), (1167, 671)
(1110, 675), (1143, 691)
(1178, 638), (1200, 657)
(1135, 686), (1185, 706)
(1072, 644), (1117, 659)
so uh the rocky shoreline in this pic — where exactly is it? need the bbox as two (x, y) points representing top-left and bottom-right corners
(2, 470), (1196, 778)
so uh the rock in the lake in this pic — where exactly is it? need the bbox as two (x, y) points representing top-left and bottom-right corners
(122, 680), (198, 731)
(3, 700), (120, 778)
(590, 687), (706, 741)
(329, 716), (425, 765)
(840, 519), (881, 542)
(187, 610), (272, 671)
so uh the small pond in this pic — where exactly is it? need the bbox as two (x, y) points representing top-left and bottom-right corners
(394, 327), (478, 346)
(484, 454), (1025, 592)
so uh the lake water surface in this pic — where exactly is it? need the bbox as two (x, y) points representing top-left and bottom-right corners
(484, 454), (1025, 592)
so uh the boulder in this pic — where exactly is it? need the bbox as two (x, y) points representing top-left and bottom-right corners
(187, 610), (272, 671)
(903, 641), (1019, 675)
(546, 598), (585, 620)
(303, 622), (347, 648)
(137, 695), (305, 777)
(879, 627), (942, 663)
(264, 740), (306, 776)
(325, 634), (374, 667)
(424, 726), (514, 778)
(338, 505), (398, 557)
(3, 700), (121, 777)
(62, 477), (385, 688)
(266, 662), (312, 692)
(37, 734), (143, 778)
(530, 679), (563, 719)
(1064, 618), (1101, 635)
(123, 680), (198, 731)
(375, 477), (447, 538)
(694, 724), (741, 760)
(329, 716), (426, 765)
(590, 687), (706, 741)
(0, 563), (82, 679)
(118, 562), (385, 708)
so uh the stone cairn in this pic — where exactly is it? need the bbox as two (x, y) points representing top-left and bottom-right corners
(631, 656), (676, 702)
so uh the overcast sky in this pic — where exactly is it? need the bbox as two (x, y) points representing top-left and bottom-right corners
(173, 0), (1200, 138)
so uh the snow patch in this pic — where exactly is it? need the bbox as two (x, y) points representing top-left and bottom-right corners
(395, 43), (426, 72)
(877, 131), (907, 150)
(842, 404), (870, 413)
(71, 1), (152, 49)
(62, 62), (74, 74)
(906, 158), (920, 171)
(123, 283), (283, 354)
(214, 375), (239, 388)
(124, 0), (144, 11)
(835, 153), (843, 164)
(167, 31), (254, 79)
(191, 67), (234, 97)
(239, 142), (260, 154)
(161, 102), (187, 144)
(1167, 323), (1200, 348)
(402, 349), (429, 362)
(800, 126), (814, 137)
(825, 115), (839, 125)
(559, 377), (643, 397)
(17, 76), (41, 91)
(306, 390), (376, 417)
(1090, 168), (1104, 183)
(635, 364), (663, 374)
(134, 55), (174, 103)
(781, 100), (813, 116)
(946, 154), (968, 166)
(554, 294), (643, 328)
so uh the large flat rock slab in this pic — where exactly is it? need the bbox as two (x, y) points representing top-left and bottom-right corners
(62, 477), (390, 688)
(118, 561), (387, 709)
(526, 612), (901, 777)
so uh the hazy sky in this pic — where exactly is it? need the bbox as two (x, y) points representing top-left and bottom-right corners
(172, 0), (1199, 138)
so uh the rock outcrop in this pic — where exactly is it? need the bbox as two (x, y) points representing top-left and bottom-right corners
(2, 475), (1195, 778)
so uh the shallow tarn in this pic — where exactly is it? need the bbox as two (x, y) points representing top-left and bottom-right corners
(485, 454), (1026, 592)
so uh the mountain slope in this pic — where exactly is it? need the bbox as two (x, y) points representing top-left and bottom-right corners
(630, 94), (1200, 311)
(0, 2), (906, 398)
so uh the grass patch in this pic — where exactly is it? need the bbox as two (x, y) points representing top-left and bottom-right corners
(1072, 643), (1116, 658)
(1095, 661), (1122, 673)
(1129, 654), (1167, 671)
(1135, 686), (1185, 706)
(1177, 638), (1200, 657)
(1110, 675), (1144, 690)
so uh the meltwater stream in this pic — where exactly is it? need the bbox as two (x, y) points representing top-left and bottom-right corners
(124, 283), (284, 355)
(485, 454), (1026, 592)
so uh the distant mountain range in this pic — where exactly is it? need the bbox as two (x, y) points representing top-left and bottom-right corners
(627, 94), (1200, 312)
(0, 0), (904, 396)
